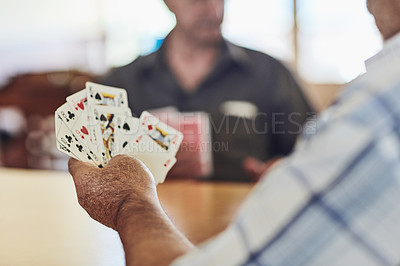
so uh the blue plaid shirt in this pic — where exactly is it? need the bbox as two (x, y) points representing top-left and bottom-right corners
(172, 33), (400, 266)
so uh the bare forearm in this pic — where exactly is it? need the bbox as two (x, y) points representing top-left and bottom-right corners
(68, 156), (195, 265)
(117, 200), (195, 266)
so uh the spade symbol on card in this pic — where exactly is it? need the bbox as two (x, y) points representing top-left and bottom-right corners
(123, 123), (130, 131)
(100, 114), (107, 122)
(95, 93), (102, 101)
(123, 141), (128, 148)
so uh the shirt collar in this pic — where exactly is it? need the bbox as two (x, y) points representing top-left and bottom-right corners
(224, 41), (252, 69)
(365, 32), (400, 72)
(140, 36), (252, 73)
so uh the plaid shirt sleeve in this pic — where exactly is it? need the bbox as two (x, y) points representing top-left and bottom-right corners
(171, 40), (400, 266)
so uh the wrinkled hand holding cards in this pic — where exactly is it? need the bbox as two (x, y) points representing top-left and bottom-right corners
(55, 82), (183, 185)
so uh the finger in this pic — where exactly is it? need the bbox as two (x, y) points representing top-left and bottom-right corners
(68, 158), (96, 179)
(242, 157), (265, 177)
(107, 154), (145, 169)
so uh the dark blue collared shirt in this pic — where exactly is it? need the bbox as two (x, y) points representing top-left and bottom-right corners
(100, 39), (314, 182)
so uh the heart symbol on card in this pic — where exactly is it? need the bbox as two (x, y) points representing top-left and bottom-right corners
(77, 101), (85, 110)
(164, 159), (170, 167)
(80, 126), (89, 135)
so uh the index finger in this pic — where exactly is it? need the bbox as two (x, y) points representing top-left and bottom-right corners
(68, 158), (97, 178)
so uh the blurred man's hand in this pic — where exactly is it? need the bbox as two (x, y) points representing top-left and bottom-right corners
(242, 157), (282, 182)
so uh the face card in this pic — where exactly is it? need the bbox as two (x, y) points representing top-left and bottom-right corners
(91, 105), (132, 162)
(86, 82), (128, 108)
(132, 153), (177, 184)
(139, 111), (183, 156)
(55, 81), (182, 183)
(129, 134), (167, 155)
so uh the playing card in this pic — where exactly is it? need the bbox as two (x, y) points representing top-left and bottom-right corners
(66, 89), (88, 113)
(66, 89), (91, 142)
(113, 115), (140, 156)
(57, 100), (102, 166)
(55, 82), (182, 184)
(86, 82), (128, 108)
(56, 102), (79, 130)
(91, 105), (132, 162)
(131, 153), (177, 184)
(55, 112), (98, 166)
(139, 111), (183, 156)
(55, 112), (79, 160)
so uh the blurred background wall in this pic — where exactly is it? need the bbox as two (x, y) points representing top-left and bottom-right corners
(0, 0), (382, 170)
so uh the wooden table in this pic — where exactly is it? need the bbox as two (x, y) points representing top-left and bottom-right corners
(0, 168), (253, 266)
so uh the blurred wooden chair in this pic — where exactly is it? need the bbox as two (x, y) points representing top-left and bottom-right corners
(0, 71), (94, 169)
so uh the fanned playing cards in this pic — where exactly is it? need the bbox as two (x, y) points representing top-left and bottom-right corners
(55, 82), (183, 184)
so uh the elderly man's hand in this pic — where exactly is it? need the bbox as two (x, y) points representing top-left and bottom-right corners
(68, 155), (158, 231)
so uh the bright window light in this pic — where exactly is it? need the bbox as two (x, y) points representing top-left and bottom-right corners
(297, 0), (382, 83)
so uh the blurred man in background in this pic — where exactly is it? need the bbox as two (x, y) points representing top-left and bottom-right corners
(101, 0), (314, 182)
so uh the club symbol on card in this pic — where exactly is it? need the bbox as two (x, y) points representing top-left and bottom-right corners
(67, 111), (75, 121)
(76, 144), (84, 152)
(65, 135), (73, 144)
(60, 145), (71, 153)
